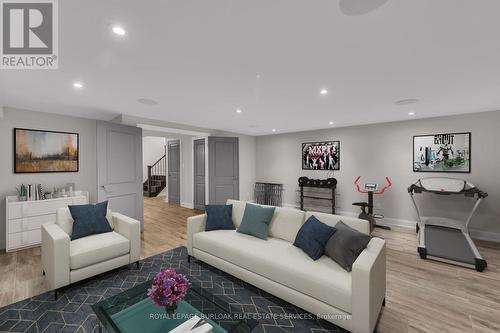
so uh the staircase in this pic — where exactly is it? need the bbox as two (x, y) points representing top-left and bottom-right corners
(144, 154), (166, 197)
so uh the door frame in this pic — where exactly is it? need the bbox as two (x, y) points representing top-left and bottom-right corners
(192, 136), (209, 209)
(166, 138), (181, 204)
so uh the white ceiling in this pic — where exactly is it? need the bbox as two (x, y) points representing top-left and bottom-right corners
(1, 0), (500, 135)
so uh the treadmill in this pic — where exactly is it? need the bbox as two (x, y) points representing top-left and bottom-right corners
(408, 177), (488, 272)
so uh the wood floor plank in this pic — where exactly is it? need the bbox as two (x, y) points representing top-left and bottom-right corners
(0, 197), (498, 333)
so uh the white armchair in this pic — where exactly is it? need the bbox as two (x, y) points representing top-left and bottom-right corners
(41, 207), (141, 297)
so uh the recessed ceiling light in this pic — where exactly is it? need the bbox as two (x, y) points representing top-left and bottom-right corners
(236, 109), (242, 114)
(408, 111), (416, 116)
(329, 121), (334, 125)
(73, 82), (83, 89)
(395, 98), (419, 106)
(137, 98), (158, 105)
(112, 25), (126, 36)
(320, 89), (328, 95)
(271, 129), (276, 132)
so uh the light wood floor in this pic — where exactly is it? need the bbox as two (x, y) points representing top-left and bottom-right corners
(1, 196), (499, 333)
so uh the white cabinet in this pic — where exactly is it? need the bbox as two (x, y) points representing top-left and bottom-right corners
(5, 191), (89, 252)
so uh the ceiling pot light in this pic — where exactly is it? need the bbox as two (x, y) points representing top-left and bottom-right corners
(329, 121), (334, 125)
(137, 98), (158, 105)
(395, 98), (419, 106)
(271, 129), (276, 132)
(408, 111), (416, 116)
(112, 25), (126, 36)
(73, 82), (83, 89)
(320, 89), (328, 95)
(236, 109), (242, 114)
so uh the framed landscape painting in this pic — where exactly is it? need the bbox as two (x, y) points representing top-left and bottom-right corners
(413, 132), (470, 173)
(302, 141), (340, 170)
(14, 128), (79, 173)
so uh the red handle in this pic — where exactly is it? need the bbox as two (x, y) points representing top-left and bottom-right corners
(354, 176), (363, 193)
(354, 176), (392, 194)
(376, 177), (392, 194)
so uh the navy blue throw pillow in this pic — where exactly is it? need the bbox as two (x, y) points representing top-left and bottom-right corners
(294, 215), (336, 260)
(205, 204), (234, 231)
(69, 201), (113, 240)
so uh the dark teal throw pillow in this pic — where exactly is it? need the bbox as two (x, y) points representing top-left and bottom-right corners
(69, 201), (113, 240)
(294, 215), (337, 260)
(237, 203), (275, 239)
(205, 204), (234, 231)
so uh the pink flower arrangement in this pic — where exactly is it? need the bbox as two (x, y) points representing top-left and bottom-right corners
(147, 269), (190, 307)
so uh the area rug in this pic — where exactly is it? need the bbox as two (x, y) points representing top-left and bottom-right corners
(0, 247), (346, 332)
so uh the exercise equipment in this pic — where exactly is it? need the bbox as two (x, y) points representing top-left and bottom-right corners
(353, 176), (392, 232)
(408, 177), (488, 272)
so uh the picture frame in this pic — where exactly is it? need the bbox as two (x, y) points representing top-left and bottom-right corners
(14, 128), (79, 173)
(413, 132), (471, 173)
(302, 141), (340, 170)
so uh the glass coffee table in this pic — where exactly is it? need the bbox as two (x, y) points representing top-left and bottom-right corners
(92, 279), (258, 333)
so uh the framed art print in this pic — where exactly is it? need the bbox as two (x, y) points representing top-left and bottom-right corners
(413, 132), (470, 173)
(302, 141), (340, 170)
(14, 128), (79, 173)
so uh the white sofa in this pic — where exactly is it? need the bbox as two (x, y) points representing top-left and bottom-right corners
(41, 207), (141, 296)
(187, 200), (386, 333)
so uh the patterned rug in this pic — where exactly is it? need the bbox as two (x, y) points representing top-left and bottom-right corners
(0, 247), (347, 333)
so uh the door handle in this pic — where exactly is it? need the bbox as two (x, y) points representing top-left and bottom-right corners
(101, 185), (112, 193)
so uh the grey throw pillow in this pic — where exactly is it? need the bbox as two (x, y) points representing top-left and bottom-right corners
(324, 221), (371, 272)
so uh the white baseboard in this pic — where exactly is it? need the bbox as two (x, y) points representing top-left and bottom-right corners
(181, 202), (194, 209)
(282, 203), (500, 242)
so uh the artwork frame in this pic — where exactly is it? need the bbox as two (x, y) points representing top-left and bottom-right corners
(302, 141), (340, 171)
(413, 132), (471, 173)
(14, 128), (79, 173)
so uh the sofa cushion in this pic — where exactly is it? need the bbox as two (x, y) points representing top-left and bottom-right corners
(305, 211), (370, 235)
(205, 204), (234, 231)
(226, 200), (247, 227)
(70, 231), (130, 270)
(268, 207), (305, 243)
(237, 203), (275, 239)
(193, 230), (353, 313)
(325, 222), (372, 272)
(69, 201), (113, 240)
(57, 207), (113, 236)
(294, 216), (336, 260)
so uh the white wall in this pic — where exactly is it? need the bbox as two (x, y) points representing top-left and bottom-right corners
(142, 136), (166, 182)
(0, 108), (97, 249)
(255, 110), (500, 241)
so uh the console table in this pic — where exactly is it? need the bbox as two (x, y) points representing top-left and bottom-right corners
(5, 191), (89, 252)
(298, 177), (337, 214)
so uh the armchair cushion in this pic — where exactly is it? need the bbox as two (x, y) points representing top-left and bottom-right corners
(70, 231), (130, 270)
(69, 201), (113, 240)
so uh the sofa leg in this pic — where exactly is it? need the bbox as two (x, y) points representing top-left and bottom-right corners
(382, 297), (386, 307)
(42, 270), (45, 276)
(136, 261), (140, 270)
(187, 254), (191, 263)
(54, 289), (59, 300)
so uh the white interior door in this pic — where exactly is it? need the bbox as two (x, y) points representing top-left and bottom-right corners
(97, 121), (143, 230)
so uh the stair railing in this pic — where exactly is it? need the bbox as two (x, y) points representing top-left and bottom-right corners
(147, 154), (166, 197)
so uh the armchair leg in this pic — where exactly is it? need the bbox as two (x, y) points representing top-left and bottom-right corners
(187, 254), (191, 263)
(383, 297), (386, 307)
(136, 261), (140, 270)
(54, 289), (59, 300)
(42, 270), (45, 276)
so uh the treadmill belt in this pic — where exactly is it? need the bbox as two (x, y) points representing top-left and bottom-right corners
(425, 225), (476, 265)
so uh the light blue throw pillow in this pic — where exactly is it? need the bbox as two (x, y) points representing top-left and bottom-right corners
(237, 203), (275, 239)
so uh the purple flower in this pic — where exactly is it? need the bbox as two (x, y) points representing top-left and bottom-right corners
(148, 269), (190, 307)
